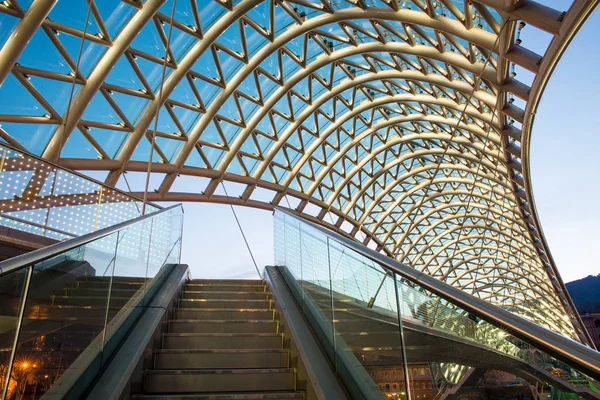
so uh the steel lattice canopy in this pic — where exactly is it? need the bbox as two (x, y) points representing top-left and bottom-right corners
(0, 0), (597, 345)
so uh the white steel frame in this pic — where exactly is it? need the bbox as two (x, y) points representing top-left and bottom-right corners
(0, 0), (597, 345)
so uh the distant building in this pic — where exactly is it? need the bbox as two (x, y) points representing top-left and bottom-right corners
(580, 313), (600, 349)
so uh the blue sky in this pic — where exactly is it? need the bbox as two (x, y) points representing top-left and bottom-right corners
(529, 7), (600, 283)
(176, 5), (600, 282)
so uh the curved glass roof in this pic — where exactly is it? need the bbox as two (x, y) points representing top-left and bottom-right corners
(0, 0), (595, 344)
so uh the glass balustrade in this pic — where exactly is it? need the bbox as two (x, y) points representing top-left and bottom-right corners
(0, 143), (160, 241)
(0, 204), (183, 400)
(274, 209), (600, 400)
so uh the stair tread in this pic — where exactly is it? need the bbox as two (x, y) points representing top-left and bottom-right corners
(175, 308), (273, 312)
(179, 299), (271, 303)
(146, 368), (294, 374)
(185, 284), (265, 287)
(183, 291), (270, 294)
(164, 333), (282, 337)
(132, 393), (301, 399)
(142, 279), (300, 398)
(156, 349), (287, 354)
(188, 279), (264, 283)
(169, 320), (277, 323)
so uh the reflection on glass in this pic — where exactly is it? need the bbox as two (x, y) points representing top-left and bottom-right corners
(0, 144), (160, 242)
(274, 209), (600, 400)
(6, 235), (115, 400)
(328, 239), (407, 399)
(274, 211), (406, 399)
(395, 276), (599, 400)
(0, 268), (28, 399)
(0, 205), (183, 399)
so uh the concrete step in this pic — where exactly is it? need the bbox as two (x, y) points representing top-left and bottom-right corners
(143, 369), (295, 393)
(132, 392), (303, 399)
(174, 308), (275, 321)
(169, 320), (279, 334)
(25, 304), (121, 319)
(154, 349), (289, 370)
(79, 276), (148, 283)
(188, 279), (264, 285)
(182, 291), (271, 300)
(51, 295), (131, 307)
(75, 281), (144, 290)
(163, 333), (283, 350)
(178, 299), (272, 309)
(59, 287), (140, 298)
(184, 284), (266, 293)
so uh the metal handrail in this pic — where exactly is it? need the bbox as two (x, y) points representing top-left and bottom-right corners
(275, 207), (600, 381)
(0, 203), (183, 277)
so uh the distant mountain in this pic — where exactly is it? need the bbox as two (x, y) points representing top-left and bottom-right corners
(565, 274), (600, 314)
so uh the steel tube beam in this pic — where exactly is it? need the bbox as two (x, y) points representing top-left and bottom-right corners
(157, 8), (500, 194)
(107, 0), (264, 185)
(215, 42), (501, 181)
(322, 140), (504, 203)
(42, 0), (166, 161)
(358, 169), (515, 226)
(517, 0), (600, 347)
(472, 0), (563, 35)
(0, 0), (57, 86)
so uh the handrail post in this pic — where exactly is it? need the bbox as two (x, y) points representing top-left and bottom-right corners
(1, 265), (33, 400)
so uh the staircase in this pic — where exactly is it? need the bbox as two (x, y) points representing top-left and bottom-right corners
(0, 273), (147, 399)
(134, 279), (303, 399)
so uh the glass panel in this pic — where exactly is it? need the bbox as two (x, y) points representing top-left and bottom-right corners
(273, 212), (336, 363)
(274, 209), (600, 400)
(395, 276), (600, 400)
(6, 234), (116, 400)
(0, 267), (28, 399)
(274, 210), (408, 398)
(104, 205), (184, 360)
(0, 144), (160, 243)
(0, 204), (183, 399)
(328, 239), (407, 399)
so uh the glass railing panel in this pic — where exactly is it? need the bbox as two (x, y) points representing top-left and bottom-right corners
(107, 217), (151, 327)
(0, 268), (29, 399)
(145, 206), (183, 282)
(273, 211), (337, 362)
(328, 238), (407, 399)
(165, 209), (184, 266)
(5, 233), (117, 400)
(0, 143), (160, 242)
(274, 210), (408, 399)
(0, 204), (183, 399)
(395, 275), (600, 399)
(105, 205), (183, 357)
(274, 209), (600, 399)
